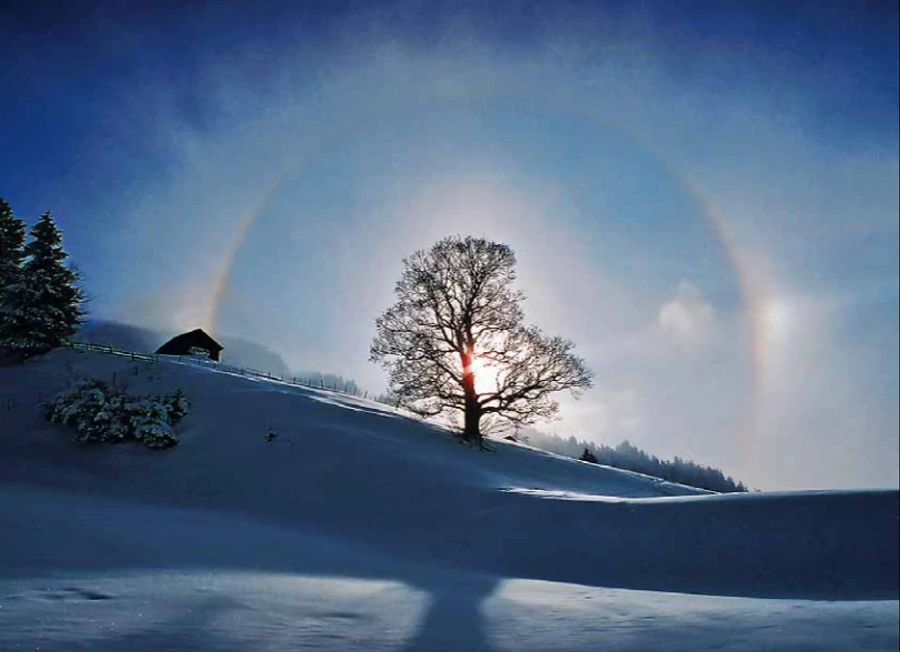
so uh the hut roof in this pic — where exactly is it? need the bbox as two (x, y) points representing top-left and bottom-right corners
(156, 328), (223, 355)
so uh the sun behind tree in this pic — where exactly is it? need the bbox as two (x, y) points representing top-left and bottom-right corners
(371, 235), (592, 443)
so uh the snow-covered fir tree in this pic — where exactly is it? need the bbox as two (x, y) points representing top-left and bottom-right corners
(579, 447), (598, 464)
(0, 198), (26, 299)
(0, 198), (27, 352)
(0, 212), (84, 356)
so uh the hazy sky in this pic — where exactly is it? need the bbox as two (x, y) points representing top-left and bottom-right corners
(2, 1), (897, 490)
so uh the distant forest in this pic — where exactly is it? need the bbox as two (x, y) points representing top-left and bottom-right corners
(371, 393), (749, 493)
(294, 371), (361, 396)
(521, 430), (749, 493)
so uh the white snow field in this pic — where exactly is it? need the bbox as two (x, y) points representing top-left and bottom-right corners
(1, 349), (897, 651)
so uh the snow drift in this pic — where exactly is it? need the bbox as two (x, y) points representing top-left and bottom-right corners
(1, 349), (897, 651)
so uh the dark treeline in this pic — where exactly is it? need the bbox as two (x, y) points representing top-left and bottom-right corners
(296, 371), (362, 396)
(523, 430), (749, 493)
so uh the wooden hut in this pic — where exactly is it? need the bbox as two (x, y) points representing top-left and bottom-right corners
(156, 328), (223, 361)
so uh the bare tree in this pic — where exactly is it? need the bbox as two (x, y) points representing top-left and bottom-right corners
(371, 236), (592, 443)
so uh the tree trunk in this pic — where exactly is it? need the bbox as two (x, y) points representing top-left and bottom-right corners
(463, 393), (481, 442)
(461, 360), (481, 442)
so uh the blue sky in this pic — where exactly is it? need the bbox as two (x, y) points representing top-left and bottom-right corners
(1, 1), (897, 489)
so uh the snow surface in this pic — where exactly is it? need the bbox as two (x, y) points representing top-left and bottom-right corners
(1, 349), (897, 651)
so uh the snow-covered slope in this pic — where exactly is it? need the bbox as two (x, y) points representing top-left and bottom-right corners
(1, 349), (897, 651)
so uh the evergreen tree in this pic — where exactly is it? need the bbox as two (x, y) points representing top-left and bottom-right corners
(0, 198), (26, 296)
(0, 198), (27, 352)
(0, 212), (84, 356)
(579, 447), (598, 464)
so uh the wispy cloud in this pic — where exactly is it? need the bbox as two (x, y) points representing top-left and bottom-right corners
(658, 282), (716, 352)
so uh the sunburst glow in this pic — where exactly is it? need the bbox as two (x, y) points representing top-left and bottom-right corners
(470, 355), (502, 396)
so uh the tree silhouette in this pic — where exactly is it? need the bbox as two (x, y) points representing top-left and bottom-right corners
(579, 447), (599, 464)
(0, 212), (84, 356)
(0, 198), (26, 304)
(371, 235), (592, 443)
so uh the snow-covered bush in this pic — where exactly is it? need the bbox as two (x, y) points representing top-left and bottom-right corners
(44, 379), (128, 443)
(164, 388), (190, 423)
(45, 379), (190, 449)
(136, 422), (178, 449)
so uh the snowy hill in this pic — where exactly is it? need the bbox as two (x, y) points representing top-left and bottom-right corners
(1, 349), (897, 651)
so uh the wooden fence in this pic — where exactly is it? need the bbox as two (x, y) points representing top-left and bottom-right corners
(66, 341), (369, 400)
